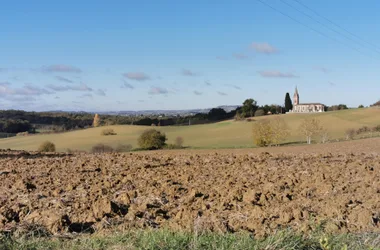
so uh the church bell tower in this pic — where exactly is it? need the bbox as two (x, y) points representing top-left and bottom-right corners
(293, 87), (299, 105)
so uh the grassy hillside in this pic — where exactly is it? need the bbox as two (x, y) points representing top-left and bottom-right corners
(0, 108), (379, 152)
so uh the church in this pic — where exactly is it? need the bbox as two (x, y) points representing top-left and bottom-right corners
(291, 87), (325, 113)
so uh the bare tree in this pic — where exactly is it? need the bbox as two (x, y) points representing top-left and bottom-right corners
(345, 129), (355, 140)
(299, 118), (323, 144)
(320, 129), (329, 144)
(93, 114), (100, 127)
(175, 136), (184, 148)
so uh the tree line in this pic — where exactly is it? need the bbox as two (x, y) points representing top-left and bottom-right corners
(0, 94), (352, 135)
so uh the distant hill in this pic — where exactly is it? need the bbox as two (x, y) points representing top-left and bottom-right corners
(67, 105), (241, 116)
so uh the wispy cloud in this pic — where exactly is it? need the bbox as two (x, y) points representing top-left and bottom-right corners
(314, 67), (331, 74)
(216, 56), (227, 60)
(123, 72), (150, 81)
(193, 90), (202, 95)
(55, 76), (74, 83)
(95, 89), (106, 96)
(217, 91), (227, 96)
(42, 64), (82, 73)
(0, 83), (52, 96)
(148, 86), (168, 95)
(46, 83), (93, 92)
(121, 80), (134, 89)
(80, 93), (93, 99)
(258, 71), (299, 78)
(0, 82), (11, 86)
(54, 96), (60, 99)
(251, 42), (278, 54)
(138, 100), (145, 103)
(225, 84), (241, 90)
(181, 69), (198, 77)
(233, 53), (249, 60)
(205, 81), (212, 86)
(3, 96), (37, 102)
(329, 81), (336, 86)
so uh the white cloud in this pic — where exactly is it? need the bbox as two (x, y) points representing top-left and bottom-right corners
(95, 89), (106, 96)
(55, 76), (74, 83)
(121, 81), (134, 89)
(0, 84), (52, 96)
(233, 53), (249, 60)
(181, 69), (198, 76)
(225, 84), (241, 90)
(258, 71), (299, 78)
(314, 67), (331, 74)
(148, 86), (168, 95)
(46, 83), (93, 92)
(123, 72), (150, 81)
(251, 42), (278, 54)
(42, 64), (82, 73)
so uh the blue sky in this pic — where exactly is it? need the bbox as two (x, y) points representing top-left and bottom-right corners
(1, 0), (380, 111)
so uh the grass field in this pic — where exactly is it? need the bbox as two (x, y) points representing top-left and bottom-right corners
(0, 108), (379, 152)
(2, 229), (380, 250)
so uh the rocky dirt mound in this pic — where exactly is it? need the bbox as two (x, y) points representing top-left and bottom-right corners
(0, 145), (380, 237)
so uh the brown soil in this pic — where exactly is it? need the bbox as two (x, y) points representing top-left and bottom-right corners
(1, 138), (380, 237)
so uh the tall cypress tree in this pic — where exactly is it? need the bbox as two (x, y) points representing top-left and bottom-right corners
(285, 93), (293, 112)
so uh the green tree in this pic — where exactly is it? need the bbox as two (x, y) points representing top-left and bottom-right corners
(240, 99), (258, 117)
(285, 93), (293, 112)
(207, 108), (227, 120)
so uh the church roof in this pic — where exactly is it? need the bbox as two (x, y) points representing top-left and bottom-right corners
(296, 103), (324, 106)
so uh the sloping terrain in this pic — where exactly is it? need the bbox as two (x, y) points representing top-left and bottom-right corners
(1, 138), (380, 238)
(0, 108), (379, 152)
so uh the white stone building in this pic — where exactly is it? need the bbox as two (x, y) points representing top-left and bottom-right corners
(292, 87), (325, 113)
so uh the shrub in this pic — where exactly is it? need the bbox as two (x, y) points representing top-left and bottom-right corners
(254, 109), (265, 117)
(138, 129), (167, 150)
(16, 131), (29, 136)
(38, 141), (56, 152)
(115, 144), (132, 152)
(175, 136), (184, 148)
(373, 125), (380, 132)
(252, 120), (273, 147)
(66, 148), (86, 153)
(252, 118), (289, 147)
(345, 129), (356, 140)
(101, 128), (116, 136)
(91, 143), (114, 153)
(165, 144), (181, 149)
(371, 100), (380, 107)
(356, 126), (371, 135)
(358, 105), (364, 108)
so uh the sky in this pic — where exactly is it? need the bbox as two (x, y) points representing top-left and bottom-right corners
(1, 0), (380, 112)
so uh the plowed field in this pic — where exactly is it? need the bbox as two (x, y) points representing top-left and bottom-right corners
(1, 138), (380, 238)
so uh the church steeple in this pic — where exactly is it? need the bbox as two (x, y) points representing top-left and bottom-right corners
(293, 86), (299, 105)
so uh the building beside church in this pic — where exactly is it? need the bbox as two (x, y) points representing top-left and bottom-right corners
(291, 87), (325, 113)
